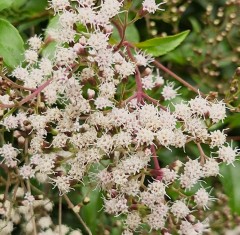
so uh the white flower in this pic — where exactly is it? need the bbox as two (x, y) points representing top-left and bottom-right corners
(100, 0), (123, 19)
(49, 0), (70, 13)
(24, 49), (38, 64)
(154, 70), (164, 86)
(94, 97), (113, 109)
(115, 60), (136, 78)
(0, 220), (14, 234)
(142, 0), (165, 14)
(12, 66), (29, 81)
(194, 188), (212, 210)
(209, 130), (226, 148)
(134, 50), (154, 67)
(59, 11), (78, 28)
(19, 165), (35, 179)
(88, 32), (109, 51)
(180, 159), (203, 189)
(23, 192), (35, 206)
(179, 220), (197, 235)
(171, 200), (190, 219)
(142, 75), (155, 90)
(217, 144), (239, 165)
(38, 216), (52, 229)
(55, 47), (77, 67)
(39, 58), (53, 75)
(125, 212), (141, 230)
(28, 35), (42, 50)
(51, 176), (73, 195)
(161, 168), (178, 183)
(162, 82), (179, 100)
(104, 195), (128, 215)
(189, 95), (209, 116)
(135, 127), (155, 146)
(202, 158), (220, 177)
(209, 100), (226, 123)
(156, 129), (175, 147)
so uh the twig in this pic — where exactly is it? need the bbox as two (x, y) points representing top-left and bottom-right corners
(0, 72), (35, 92)
(196, 142), (208, 165)
(63, 194), (93, 235)
(142, 93), (167, 111)
(27, 180), (37, 235)
(0, 79), (52, 109)
(59, 196), (62, 235)
(153, 60), (206, 97)
(150, 145), (160, 170)
(135, 68), (143, 103)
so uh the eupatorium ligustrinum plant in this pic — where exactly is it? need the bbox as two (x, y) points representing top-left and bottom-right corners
(0, 0), (239, 234)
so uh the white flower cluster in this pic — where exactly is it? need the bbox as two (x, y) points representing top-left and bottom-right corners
(0, 0), (239, 234)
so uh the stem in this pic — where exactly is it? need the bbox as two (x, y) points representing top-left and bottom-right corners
(113, 12), (128, 51)
(0, 72), (35, 91)
(121, 93), (137, 107)
(153, 60), (206, 97)
(63, 194), (93, 235)
(135, 68), (143, 103)
(150, 145), (160, 170)
(59, 196), (62, 235)
(196, 142), (208, 165)
(27, 180), (37, 235)
(111, 19), (123, 38)
(4, 171), (10, 200)
(142, 93), (167, 111)
(227, 136), (240, 141)
(0, 79), (52, 109)
(6, 182), (19, 222)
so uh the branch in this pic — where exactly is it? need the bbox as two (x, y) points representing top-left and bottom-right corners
(63, 194), (93, 235)
(153, 60), (206, 97)
(0, 79), (52, 109)
(0, 72), (35, 91)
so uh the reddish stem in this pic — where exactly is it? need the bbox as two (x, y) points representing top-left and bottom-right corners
(142, 93), (167, 111)
(0, 79), (52, 109)
(1, 73), (35, 92)
(122, 93), (137, 106)
(153, 60), (206, 97)
(135, 68), (143, 103)
(150, 145), (160, 170)
(150, 145), (163, 180)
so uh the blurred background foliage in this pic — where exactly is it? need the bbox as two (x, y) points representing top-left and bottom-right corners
(0, 0), (240, 234)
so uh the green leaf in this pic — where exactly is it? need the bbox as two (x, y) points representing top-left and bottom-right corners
(80, 186), (103, 235)
(42, 41), (57, 59)
(41, 15), (59, 59)
(111, 22), (140, 43)
(0, 0), (14, 11)
(220, 162), (240, 214)
(189, 17), (201, 33)
(0, 18), (24, 68)
(22, 0), (48, 13)
(225, 113), (240, 129)
(45, 15), (60, 37)
(11, 0), (27, 9)
(135, 30), (190, 57)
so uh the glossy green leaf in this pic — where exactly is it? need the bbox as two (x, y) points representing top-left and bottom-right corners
(0, 0), (14, 11)
(135, 30), (190, 57)
(42, 41), (57, 59)
(111, 23), (140, 44)
(0, 19), (24, 68)
(220, 162), (240, 214)
(41, 16), (59, 59)
(189, 17), (201, 33)
(11, 0), (27, 9)
(22, 0), (48, 13)
(80, 185), (103, 235)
